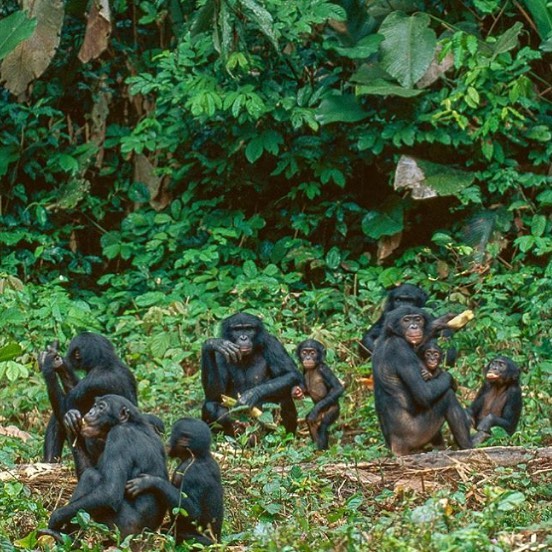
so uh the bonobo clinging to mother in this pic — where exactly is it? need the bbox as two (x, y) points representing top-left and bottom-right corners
(372, 306), (472, 455)
(201, 312), (302, 436)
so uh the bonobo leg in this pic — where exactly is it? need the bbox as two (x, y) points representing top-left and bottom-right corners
(202, 401), (234, 435)
(442, 390), (472, 449)
(43, 415), (65, 463)
(312, 406), (339, 450)
(279, 397), (298, 435)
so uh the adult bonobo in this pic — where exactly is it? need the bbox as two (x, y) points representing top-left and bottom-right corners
(292, 339), (343, 450)
(372, 306), (472, 455)
(39, 333), (138, 468)
(40, 395), (167, 542)
(127, 418), (223, 545)
(467, 356), (522, 445)
(201, 312), (302, 436)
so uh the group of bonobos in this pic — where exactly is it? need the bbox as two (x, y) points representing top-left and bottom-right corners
(36, 283), (522, 545)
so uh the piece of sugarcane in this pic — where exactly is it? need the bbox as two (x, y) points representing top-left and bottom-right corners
(447, 309), (474, 330)
(221, 394), (277, 430)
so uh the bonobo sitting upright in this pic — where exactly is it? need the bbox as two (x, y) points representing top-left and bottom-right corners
(39, 333), (138, 468)
(372, 306), (472, 455)
(467, 356), (522, 445)
(292, 339), (343, 450)
(41, 395), (167, 542)
(126, 418), (223, 546)
(360, 283), (428, 358)
(201, 312), (302, 436)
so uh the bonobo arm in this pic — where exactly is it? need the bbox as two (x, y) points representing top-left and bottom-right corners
(39, 347), (69, 426)
(48, 427), (129, 530)
(476, 387), (522, 435)
(311, 365), (344, 415)
(126, 474), (201, 519)
(359, 317), (384, 358)
(466, 384), (487, 425)
(201, 341), (235, 400)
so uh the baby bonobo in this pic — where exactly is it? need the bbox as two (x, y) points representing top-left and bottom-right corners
(291, 339), (343, 450)
(419, 340), (458, 391)
(467, 356), (522, 445)
(126, 417), (223, 546)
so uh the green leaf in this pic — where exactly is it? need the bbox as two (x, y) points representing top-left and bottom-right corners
(316, 95), (370, 125)
(356, 79), (423, 98)
(329, 34), (384, 59)
(238, 0), (279, 50)
(0, 343), (22, 362)
(325, 247), (341, 270)
(243, 260), (258, 278)
(379, 12), (437, 88)
(519, 1), (552, 40)
(492, 22), (523, 57)
(245, 138), (263, 163)
(531, 214), (546, 237)
(0, 10), (37, 61)
(0, 146), (19, 178)
(362, 202), (404, 239)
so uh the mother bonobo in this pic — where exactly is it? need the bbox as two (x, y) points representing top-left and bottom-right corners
(201, 312), (302, 436)
(372, 306), (471, 455)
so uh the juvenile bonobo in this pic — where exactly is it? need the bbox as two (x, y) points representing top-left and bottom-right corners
(360, 284), (428, 358)
(467, 356), (522, 445)
(126, 418), (223, 546)
(372, 306), (472, 455)
(291, 339), (343, 450)
(201, 312), (302, 436)
(41, 395), (167, 542)
(39, 332), (138, 466)
(419, 340), (458, 391)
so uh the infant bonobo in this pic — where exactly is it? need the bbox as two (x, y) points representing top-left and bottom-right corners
(126, 417), (223, 546)
(467, 356), (522, 445)
(419, 340), (457, 391)
(292, 339), (343, 450)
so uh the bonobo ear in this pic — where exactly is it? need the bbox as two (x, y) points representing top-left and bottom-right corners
(119, 406), (130, 423)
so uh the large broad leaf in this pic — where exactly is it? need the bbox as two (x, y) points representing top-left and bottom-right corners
(0, 10), (37, 61)
(356, 79), (423, 97)
(491, 22), (523, 58)
(379, 12), (436, 88)
(316, 95), (370, 124)
(393, 155), (475, 199)
(520, 0), (552, 39)
(0, 343), (22, 362)
(238, 0), (279, 50)
(0, 0), (64, 96)
(78, 0), (111, 63)
(362, 200), (404, 239)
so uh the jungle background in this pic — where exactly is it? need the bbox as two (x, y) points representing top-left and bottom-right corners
(0, 0), (550, 550)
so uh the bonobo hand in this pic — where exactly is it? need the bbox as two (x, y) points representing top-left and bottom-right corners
(126, 474), (154, 498)
(38, 341), (63, 374)
(63, 409), (82, 436)
(476, 414), (495, 433)
(48, 507), (68, 531)
(420, 368), (432, 381)
(291, 385), (305, 400)
(430, 313), (456, 332)
(306, 409), (320, 424)
(205, 338), (242, 363)
(238, 388), (261, 408)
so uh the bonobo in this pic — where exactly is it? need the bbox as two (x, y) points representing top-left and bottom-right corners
(39, 333), (138, 467)
(201, 312), (302, 436)
(372, 306), (472, 455)
(360, 283), (428, 358)
(41, 395), (167, 541)
(126, 418), (223, 545)
(291, 339), (343, 450)
(467, 356), (522, 445)
(419, 340), (457, 391)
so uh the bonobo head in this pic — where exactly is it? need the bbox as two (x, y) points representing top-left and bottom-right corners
(80, 394), (141, 439)
(384, 306), (430, 347)
(485, 356), (520, 385)
(169, 417), (212, 459)
(221, 312), (264, 358)
(419, 340), (442, 372)
(65, 332), (119, 372)
(388, 284), (428, 310)
(296, 339), (325, 370)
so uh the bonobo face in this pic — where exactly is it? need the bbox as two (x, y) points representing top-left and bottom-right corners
(423, 349), (441, 371)
(230, 324), (256, 356)
(300, 347), (318, 370)
(81, 399), (112, 439)
(401, 314), (425, 346)
(486, 358), (508, 382)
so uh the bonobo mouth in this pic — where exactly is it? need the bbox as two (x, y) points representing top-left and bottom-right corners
(239, 347), (253, 355)
(426, 362), (438, 370)
(406, 332), (423, 345)
(486, 372), (500, 380)
(302, 360), (316, 369)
